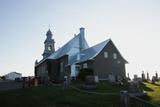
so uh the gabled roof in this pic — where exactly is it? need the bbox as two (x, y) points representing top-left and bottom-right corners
(6, 72), (22, 75)
(69, 39), (110, 64)
(69, 39), (128, 65)
(36, 28), (128, 67)
(36, 31), (89, 67)
(48, 33), (89, 59)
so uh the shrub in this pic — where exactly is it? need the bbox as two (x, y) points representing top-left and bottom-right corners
(78, 68), (94, 81)
(1, 76), (6, 80)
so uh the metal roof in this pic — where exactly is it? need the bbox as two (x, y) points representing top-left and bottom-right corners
(69, 39), (111, 65)
(36, 28), (128, 67)
(48, 33), (89, 60)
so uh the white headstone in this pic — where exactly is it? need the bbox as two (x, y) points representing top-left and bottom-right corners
(108, 74), (115, 82)
(94, 75), (99, 83)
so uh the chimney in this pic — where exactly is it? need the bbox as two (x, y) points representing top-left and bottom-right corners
(79, 27), (85, 51)
(80, 27), (85, 37)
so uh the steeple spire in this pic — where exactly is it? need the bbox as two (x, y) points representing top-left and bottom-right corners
(42, 29), (55, 58)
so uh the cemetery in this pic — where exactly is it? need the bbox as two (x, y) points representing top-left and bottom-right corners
(0, 71), (160, 107)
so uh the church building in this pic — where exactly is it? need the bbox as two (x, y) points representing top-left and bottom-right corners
(35, 27), (128, 82)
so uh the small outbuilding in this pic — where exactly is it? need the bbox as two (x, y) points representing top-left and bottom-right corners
(5, 72), (22, 80)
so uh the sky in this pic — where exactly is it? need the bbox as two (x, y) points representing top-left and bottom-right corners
(0, 0), (160, 78)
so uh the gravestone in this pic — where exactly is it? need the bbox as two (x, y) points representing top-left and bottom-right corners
(141, 71), (146, 81)
(133, 75), (142, 83)
(83, 75), (97, 89)
(34, 78), (38, 87)
(147, 72), (150, 81)
(94, 75), (99, 83)
(63, 76), (70, 89)
(128, 81), (143, 93)
(133, 75), (138, 80)
(108, 74), (115, 83)
(128, 80), (147, 97)
(127, 73), (131, 81)
(155, 72), (158, 81)
(152, 76), (156, 84)
(85, 76), (95, 85)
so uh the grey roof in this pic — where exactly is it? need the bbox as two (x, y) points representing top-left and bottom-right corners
(6, 72), (22, 75)
(48, 33), (89, 60)
(36, 28), (128, 67)
(36, 30), (89, 67)
(69, 39), (111, 65)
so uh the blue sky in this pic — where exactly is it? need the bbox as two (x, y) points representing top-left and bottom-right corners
(0, 0), (160, 78)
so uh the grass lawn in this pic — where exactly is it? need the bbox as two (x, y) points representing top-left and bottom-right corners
(71, 80), (128, 93)
(0, 84), (121, 107)
(0, 81), (159, 107)
(143, 82), (160, 105)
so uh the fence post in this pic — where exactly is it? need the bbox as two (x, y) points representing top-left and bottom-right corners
(120, 91), (129, 107)
(28, 77), (31, 88)
(22, 77), (26, 89)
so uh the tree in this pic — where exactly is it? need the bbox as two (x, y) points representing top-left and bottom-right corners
(78, 68), (94, 81)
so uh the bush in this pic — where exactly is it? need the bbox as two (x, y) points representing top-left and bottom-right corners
(78, 68), (94, 81)
(1, 76), (6, 80)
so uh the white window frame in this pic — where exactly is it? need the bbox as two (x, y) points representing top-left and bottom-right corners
(104, 52), (108, 58)
(60, 62), (64, 72)
(83, 63), (88, 68)
(113, 53), (117, 59)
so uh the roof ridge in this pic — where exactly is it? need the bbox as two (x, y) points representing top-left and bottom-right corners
(55, 33), (80, 52)
(68, 39), (111, 64)
(47, 33), (81, 57)
(81, 39), (110, 52)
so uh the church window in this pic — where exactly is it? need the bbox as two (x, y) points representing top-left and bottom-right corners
(60, 62), (64, 72)
(75, 65), (81, 72)
(113, 53), (117, 59)
(75, 65), (81, 76)
(83, 63), (88, 68)
(104, 52), (108, 58)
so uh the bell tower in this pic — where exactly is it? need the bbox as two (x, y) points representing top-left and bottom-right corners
(42, 29), (55, 58)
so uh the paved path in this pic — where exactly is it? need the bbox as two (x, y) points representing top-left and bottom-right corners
(0, 80), (22, 91)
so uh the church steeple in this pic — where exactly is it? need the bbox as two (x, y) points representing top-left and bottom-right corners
(42, 29), (55, 58)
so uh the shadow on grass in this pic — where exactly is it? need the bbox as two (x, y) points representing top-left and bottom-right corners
(143, 86), (154, 92)
(140, 94), (152, 101)
(153, 83), (160, 87)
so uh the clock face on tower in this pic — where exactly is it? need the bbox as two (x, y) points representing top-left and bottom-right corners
(48, 45), (52, 51)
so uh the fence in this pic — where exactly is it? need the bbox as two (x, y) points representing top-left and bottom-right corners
(71, 86), (121, 107)
(130, 96), (159, 107)
(71, 86), (159, 107)
(120, 91), (159, 107)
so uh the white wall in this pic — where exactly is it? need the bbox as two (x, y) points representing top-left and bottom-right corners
(71, 64), (76, 77)
(5, 72), (22, 80)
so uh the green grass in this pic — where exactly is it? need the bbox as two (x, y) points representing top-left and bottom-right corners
(72, 80), (128, 93)
(143, 82), (160, 105)
(0, 85), (120, 107)
(0, 81), (159, 107)
(95, 81), (128, 93)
